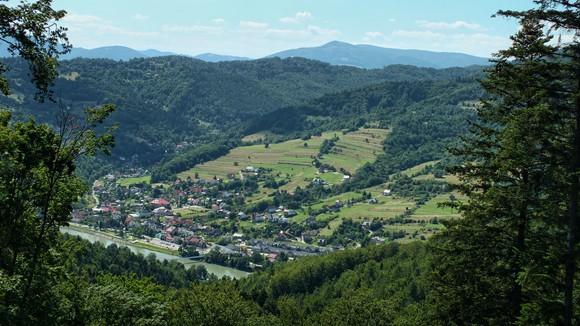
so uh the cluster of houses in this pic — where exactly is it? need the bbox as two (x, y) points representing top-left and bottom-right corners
(73, 172), (324, 265)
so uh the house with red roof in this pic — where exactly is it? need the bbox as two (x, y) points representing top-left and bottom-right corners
(150, 198), (170, 207)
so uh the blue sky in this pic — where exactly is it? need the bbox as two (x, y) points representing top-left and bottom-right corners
(50, 0), (535, 57)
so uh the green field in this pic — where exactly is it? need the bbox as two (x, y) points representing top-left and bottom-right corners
(178, 132), (330, 185)
(178, 128), (389, 193)
(241, 132), (268, 142)
(173, 205), (209, 219)
(116, 175), (151, 187)
(411, 193), (465, 221)
(397, 160), (440, 177)
(319, 128), (390, 174)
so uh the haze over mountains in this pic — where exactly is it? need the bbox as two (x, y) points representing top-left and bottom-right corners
(269, 41), (490, 68)
(0, 41), (489, 68)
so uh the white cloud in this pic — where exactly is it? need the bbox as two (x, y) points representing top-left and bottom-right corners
(297, 11), (313, 20)
(240, 21), (269, 29)
(418, 20), (483, 30)
(280, 11), (313, 24)
(365, 31), (384, 38)
(212, 18), (225, 24)
(132, 13), (149, 21)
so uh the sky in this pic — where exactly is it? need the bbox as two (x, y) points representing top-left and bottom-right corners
(48, 0), (537, 58)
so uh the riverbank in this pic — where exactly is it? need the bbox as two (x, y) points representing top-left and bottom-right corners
(60, 224), (250, 279)
(65, 223), (179, 255)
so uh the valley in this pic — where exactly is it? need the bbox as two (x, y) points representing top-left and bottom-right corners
(0, 55), (481, 275)
(2, 1), (577, 325)
(78, 123), (462, 272)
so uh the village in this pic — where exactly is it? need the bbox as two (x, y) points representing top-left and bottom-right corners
(72, 167), (346, 271)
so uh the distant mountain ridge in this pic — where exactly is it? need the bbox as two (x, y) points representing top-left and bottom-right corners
(193, 53), (251, 62)
(269, 41), (490, 69)
(0, 41), (489, 68)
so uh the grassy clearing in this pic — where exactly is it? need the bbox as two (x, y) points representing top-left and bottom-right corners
(397, 160), (440, 177)
(319, 172), (344, 185)
(320, 218), (343, 236)
(336, 197), (415, 221)
(117, 175), (151, 187)
(319, 128), (390, 174)
(411, 193), (465, 221)
(173, 206), (209, 219)
(241, 132), (268, 142)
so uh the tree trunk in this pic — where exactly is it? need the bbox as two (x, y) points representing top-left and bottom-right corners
(512, 170), (529, 320)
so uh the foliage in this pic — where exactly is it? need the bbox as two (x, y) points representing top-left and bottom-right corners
(0, 0), (70, 100)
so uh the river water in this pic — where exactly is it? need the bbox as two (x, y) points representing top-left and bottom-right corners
(60, 226), (249, 279)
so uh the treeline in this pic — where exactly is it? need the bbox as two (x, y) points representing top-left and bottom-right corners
(7, 233), (431, 325)
(59, 234), (210, 287)
(151, 142), (233, 182)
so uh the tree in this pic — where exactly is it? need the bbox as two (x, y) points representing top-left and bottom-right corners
(430, 17), (565, 324)
(497, 2), (580, 324)
(0, 105), (116, 324)
(0, 0), (70, 100)
(0, 1), (116, 323)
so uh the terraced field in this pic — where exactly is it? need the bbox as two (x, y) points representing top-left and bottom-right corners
(178, 128), (390, 193)
(178, 133), (331, 189)
(319, 128), (390, 174)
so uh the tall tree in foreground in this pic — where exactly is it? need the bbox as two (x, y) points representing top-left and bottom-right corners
(429, 17), (567, 325)
(0, 105), (116, 324)
(500, 2), (580, 324)
(0, 1), (117, 324)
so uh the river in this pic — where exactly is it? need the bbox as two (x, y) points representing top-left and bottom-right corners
(60, 226), (249, 279)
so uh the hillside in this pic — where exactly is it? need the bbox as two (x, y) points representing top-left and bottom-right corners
(0, 56), (481, 166)
(0, 45), (177, 61)
(270, 40), (490, 69)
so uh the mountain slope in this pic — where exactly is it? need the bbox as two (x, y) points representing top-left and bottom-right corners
(269, 41), (489, 69)
(0, 56), (481, 167)
(0, 45), (178, 61)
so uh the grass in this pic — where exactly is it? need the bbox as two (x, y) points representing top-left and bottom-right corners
(179, 128), (390, 194)
(320, 218), (343, 236)
(319, 172), (344, 185)
(397, 160), (440, 177)
(319, 129), (390, 174)
(173, 205), (209, 219)
(335, 197), (415, 221)
(178, 132), (332, 187)
(117, 175), (151, 187)
(64, 224), (178, 255)
(411, 193), (465, 221)
(241, 132), (268, 142)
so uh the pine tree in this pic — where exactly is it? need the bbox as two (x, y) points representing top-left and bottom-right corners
(429, 18), (564, 324)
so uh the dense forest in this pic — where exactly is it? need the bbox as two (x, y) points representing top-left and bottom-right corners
(1, 0), (580, 325)
(0, 55), (480, 167)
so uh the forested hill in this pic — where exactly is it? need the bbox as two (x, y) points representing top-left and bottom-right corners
(0, 56), (482, 166)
